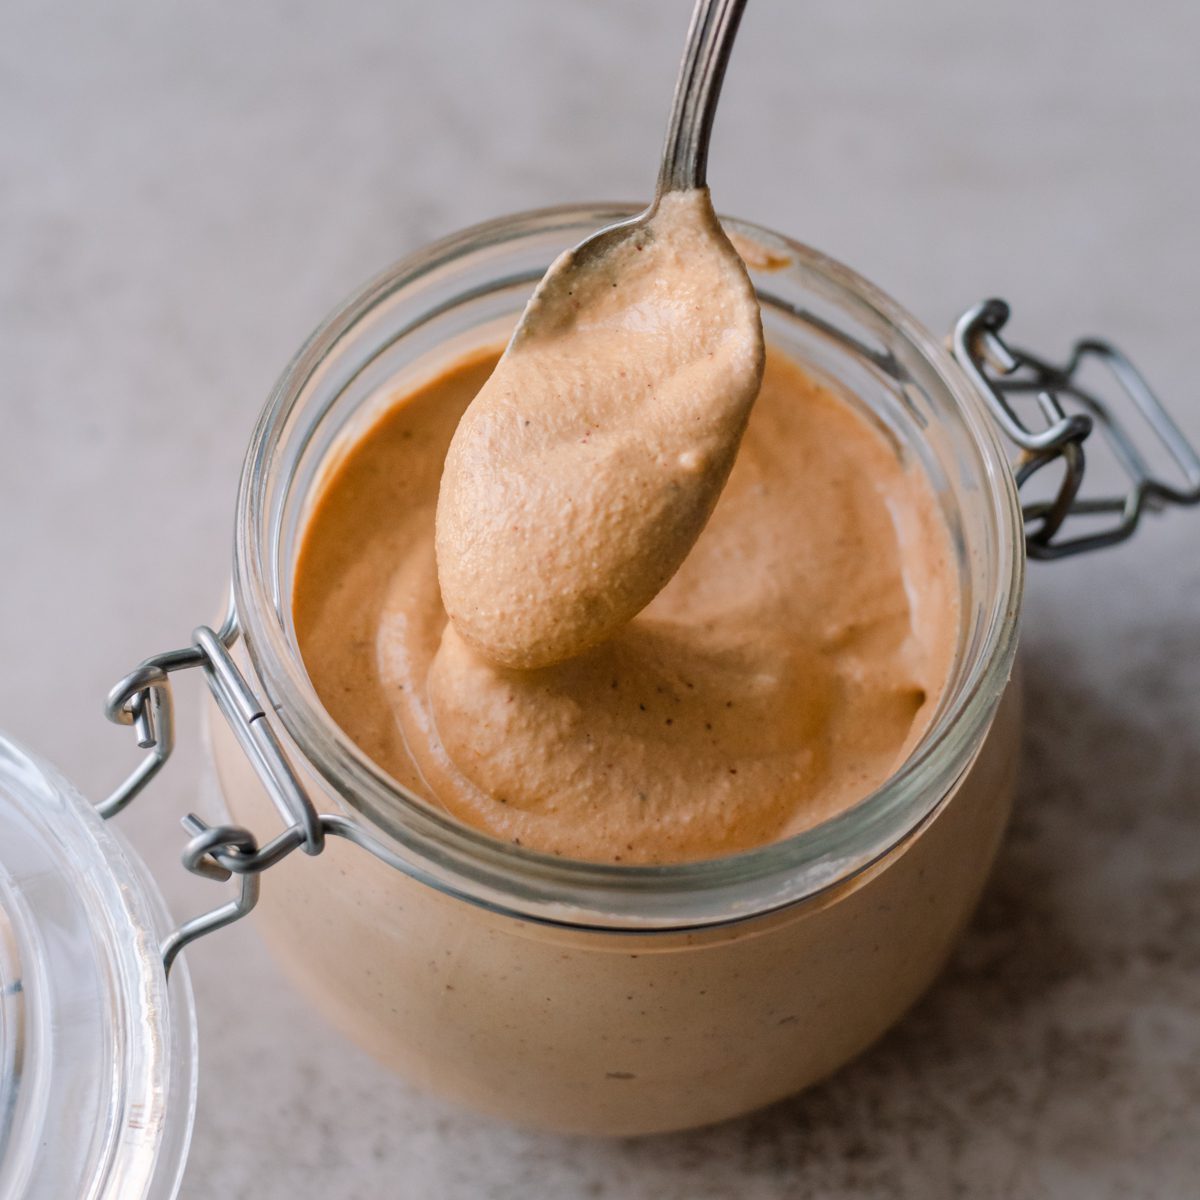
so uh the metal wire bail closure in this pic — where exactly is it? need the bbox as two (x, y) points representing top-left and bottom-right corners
(99, 591), (327, 975)
(953, 298), (1200, 559)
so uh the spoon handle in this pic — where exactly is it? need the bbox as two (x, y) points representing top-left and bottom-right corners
(656, 0), (749, 196)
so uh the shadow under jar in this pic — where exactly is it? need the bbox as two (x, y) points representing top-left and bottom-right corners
(208, 205), (1025, 1136)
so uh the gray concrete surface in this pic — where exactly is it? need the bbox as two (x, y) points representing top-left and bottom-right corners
(2, 2), (1198, 1196)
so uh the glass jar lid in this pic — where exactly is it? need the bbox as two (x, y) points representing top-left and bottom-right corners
(0, 733), (196, 1200)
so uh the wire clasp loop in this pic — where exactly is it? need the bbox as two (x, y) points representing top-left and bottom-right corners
(953, 298), (1200, 559)
(101, 594), (323, 974)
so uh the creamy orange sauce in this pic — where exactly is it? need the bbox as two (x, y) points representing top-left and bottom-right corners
(435, 190), (764, 669)
(294, 346), (959, 864)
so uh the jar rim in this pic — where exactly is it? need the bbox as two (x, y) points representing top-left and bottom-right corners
(232, 203), (1025, 928)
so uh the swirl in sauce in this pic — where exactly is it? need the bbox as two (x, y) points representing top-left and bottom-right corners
(295, 346), (959, 864)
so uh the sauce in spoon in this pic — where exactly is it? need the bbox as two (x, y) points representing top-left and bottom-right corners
(435, 188), (763, 668)
(436, 0), (757, 669)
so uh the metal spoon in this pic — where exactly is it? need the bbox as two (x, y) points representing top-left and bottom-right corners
(436, 0), (760, 670)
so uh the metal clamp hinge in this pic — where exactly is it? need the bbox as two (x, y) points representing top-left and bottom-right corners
(953, 298), (1200, 558)
(101, 594), (330, 974)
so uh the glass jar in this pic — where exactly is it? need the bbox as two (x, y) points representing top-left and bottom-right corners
(101, 205), (1197, 1137)
(220, 204), (1022, 1135)
(0, 735), (197, 1198)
